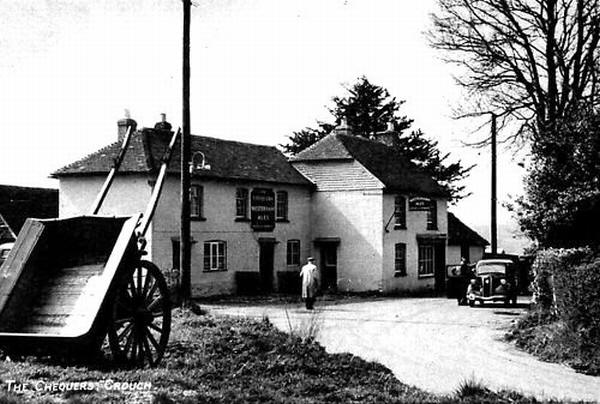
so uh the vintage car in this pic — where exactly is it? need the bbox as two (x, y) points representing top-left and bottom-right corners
(467, 259), (517, 307)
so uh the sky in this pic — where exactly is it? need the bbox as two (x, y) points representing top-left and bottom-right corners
(0, 0), (528, 252)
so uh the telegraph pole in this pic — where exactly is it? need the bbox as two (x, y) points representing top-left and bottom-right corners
(490, 113), (498, 255)
(180, 0), (192, 304)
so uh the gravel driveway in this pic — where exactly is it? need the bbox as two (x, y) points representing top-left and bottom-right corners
(203, 297), (600, 402)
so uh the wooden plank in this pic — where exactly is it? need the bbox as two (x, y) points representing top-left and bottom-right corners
(0, 220), (45, 313)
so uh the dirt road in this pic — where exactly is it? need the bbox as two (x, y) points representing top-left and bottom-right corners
(204, 297), (600, 402)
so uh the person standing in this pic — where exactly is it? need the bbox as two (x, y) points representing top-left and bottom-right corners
(300, 257), (319, 310)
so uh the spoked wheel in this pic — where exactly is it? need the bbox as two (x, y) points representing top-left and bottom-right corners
(108, 260), (171, 367)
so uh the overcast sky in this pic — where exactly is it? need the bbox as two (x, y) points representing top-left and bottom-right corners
(0, 0), (528, 251)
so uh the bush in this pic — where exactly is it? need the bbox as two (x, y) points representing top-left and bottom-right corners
(530, 247), (591, 313)
(554, 256), (600, 350)
(511, 247), (600, 374)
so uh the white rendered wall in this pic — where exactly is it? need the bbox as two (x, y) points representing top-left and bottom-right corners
(382, 195), (448, 293)
(152, 177), (312, 296)
(310, 189), (384, 292)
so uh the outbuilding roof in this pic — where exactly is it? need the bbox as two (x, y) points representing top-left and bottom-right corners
(0, 185), (58, 242)
(291, 133), (449, 197)
(447, 212), (489, 247)
(53, 129), (312, 186)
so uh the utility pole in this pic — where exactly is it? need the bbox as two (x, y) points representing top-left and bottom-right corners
(180, 0), (192, 304)
(490, 113), (498, 255)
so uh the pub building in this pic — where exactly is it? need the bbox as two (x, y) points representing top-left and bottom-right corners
(52, 115), (484, 296)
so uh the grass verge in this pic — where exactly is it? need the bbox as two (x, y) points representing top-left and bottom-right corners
(0, 309), (584, 403)
(506, 310), (600, 376)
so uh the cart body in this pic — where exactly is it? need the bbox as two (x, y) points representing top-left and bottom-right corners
(0, 215), (140, 355)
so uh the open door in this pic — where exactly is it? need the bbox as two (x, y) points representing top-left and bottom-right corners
(319, 242), (338, 292)
(259, 241), (275, 293)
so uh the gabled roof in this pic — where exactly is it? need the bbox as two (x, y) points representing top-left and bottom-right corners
(52, 129), (311, 186)
(291, 133), (449, 197)
(447, 212), (489, 247)
(0, 185), (58, 241)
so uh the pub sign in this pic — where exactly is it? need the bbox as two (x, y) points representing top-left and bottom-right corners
(409, 197), (431, 211)
(251, 188), (275, 231)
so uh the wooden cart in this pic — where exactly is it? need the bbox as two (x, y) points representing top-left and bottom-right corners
(0, 127), (179, 366)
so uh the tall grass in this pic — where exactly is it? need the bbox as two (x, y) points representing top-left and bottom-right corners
(284, 308), (322, 342)
(454, 376), (490, 399)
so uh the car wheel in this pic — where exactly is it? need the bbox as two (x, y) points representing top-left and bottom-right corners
(468, 299), (474, 307)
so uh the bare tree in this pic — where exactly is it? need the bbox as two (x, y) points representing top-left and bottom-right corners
(429, 0), (600, 142)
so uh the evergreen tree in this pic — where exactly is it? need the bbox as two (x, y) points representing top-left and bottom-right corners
(281, 76), (472, 201)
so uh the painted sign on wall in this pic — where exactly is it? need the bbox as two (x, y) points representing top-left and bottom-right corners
(251, 188), (275, 231)
(409, 197), (431, 211)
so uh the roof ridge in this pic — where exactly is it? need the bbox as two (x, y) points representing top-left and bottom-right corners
(191, 133), (277, 149)
(0, 184), (58, 191)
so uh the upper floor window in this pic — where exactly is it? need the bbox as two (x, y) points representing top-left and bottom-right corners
(426, 200), (437, 230)
(276, 191), (288, 221)
(394, 195), (406, 229)
(286, 240), (301, 266)
(394, 243), (407, 277)
(191, 185), (204, 219)
(235, 188), (249, 219)
(204, 240), (227, 271)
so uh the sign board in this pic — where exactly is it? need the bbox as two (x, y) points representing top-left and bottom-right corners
(409, 197), (431, 211)
(251, 188), (275, 231)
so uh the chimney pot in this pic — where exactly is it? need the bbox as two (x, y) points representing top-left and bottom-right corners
(333, 118), (352, 135)
(372, 121), (398, 147)
(117, 112), (137, 142)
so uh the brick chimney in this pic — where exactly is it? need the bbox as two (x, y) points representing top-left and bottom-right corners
(333, 118), (352, 136)
(117, 109), (137, 142)
(372, 121), (398, 147)
(154, 113), (172, 131)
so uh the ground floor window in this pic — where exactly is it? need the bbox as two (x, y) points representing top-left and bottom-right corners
(286, 239), (301, 265)
(204, 240), (227, 271)
(418, 244), (434, 277)
(394, 243), (407, 277)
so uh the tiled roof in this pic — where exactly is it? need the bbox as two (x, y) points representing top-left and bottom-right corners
(53, 129), (312, 186)
(291, 133), (449, 197)
(447, 212), (489, 246)
(0, 185), (58, 241)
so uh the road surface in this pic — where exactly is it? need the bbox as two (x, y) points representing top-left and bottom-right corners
(204, 297), (600, 402)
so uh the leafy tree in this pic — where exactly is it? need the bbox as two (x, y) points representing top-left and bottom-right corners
(281, 76), (472, 201)
(513, 108), (600, 247)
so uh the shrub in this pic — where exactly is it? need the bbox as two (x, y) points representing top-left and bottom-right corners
(553, 256), (600, 350)
(530, 247), (591, 313)
(454, 377), (490, 399)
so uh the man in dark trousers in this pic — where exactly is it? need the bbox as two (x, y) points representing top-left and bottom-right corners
(300, 257), (319, 310)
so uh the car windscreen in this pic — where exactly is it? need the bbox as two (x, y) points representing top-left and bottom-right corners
(476, 264), (507, 275)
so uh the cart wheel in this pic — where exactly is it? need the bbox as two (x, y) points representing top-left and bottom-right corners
(108, 260), (171, 367)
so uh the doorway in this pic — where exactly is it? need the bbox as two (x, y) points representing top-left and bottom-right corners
(259, 242), (274, 293)
(320, 243), (338, 292)
(434, 242), (446, 293)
